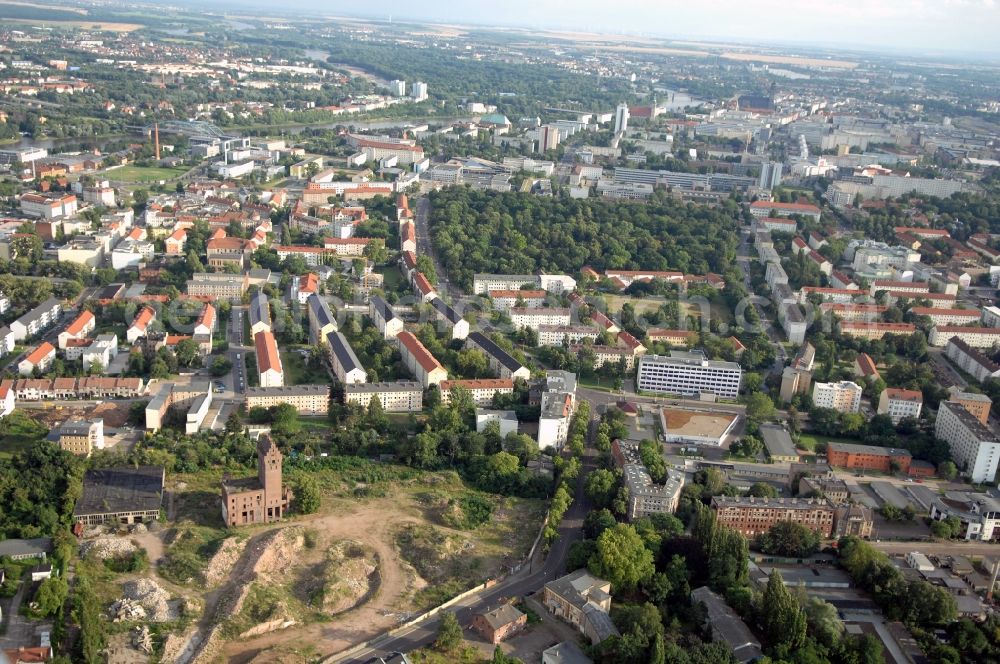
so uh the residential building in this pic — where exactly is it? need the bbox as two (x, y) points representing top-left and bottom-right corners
(10, 298), (61, 341)
(249, 291), (271, 336)
(326, 331), (367, 385)
(73, 465), (164, 526)
(57, 310), (95, 349)
(344, 382), (422, 412)
(489, 289), (547, 311)
(194, 303), (216, 338)
(126, 306), (156, 344)
(948, 391), (992, 426)
(439, 378), (513, 406)
(838, 321), (916, 340)
(538, 391), (574, 450)
(429, 297), (469, 340)
(398, 331), (447, 387)
(646, 329), (697, 347)
(812, 380), (863, 413)
(476, 409), (519, 436)
(221, 435), (292, 527)
(612, 440), (685, 519)
(369, 295), (404, 339)
(911, 308), (981, 327)
(542, 570), (619, 645)
(690, 587), (763, 664)
(466, 332), (530, 380)
(307, 294), (337, 345)
(0, 327), (13, 357)
(254, 330), (284, 387)
(636, 351), (742, 399)
(542, 642), (591, 664)
(877, 388), (923, 424)
(472, 605), (527, 645)
(19, 342), (55, 376)
(509, 307), (571, 331)
(245, 385), (330, 415)
(473, 274), (537, 295)
(930, 326), (1000, 349)
(946, 338), (1000, 383)
(936, 401), (1000, 484)
(826, 442), (913, 474)
(537, 325), (599, 347)
(833, 505), (876, 538)
(572, 344), (637, 371)
(82, 334), (117, 372)
(187, 272), (249, 300)
(749, 200), (821, 222)
(55, 419), (104, 456)
(0, 385), (14, 419)
(20, 192), (77, 219)
(759, 424), (800, 463)
(855, 353), (880, 382)
(412, 272), (437, 302)
(799, 476), (851, 505)
(711, 495), (835, 538)
(165, 228), (187, 254)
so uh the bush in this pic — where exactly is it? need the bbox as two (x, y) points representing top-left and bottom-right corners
(103, 550), (148, 574)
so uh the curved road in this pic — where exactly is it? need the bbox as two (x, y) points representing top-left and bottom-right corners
(331, 415), (598, 664)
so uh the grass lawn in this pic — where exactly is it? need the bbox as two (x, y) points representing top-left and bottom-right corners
(605, 294), (665, 315)
(0, 411), (47, 459)
(280, 348), (330, 385)
(107, 165), (188, 182)
(376, 266), (406, 295)
(578, 374), (619, 393)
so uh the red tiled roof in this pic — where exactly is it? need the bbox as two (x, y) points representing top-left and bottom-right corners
(856, 353), (879, 377)
(413, 272), (435, 295)
(25, 342), (55, 364)
(440, 379), (513, 390)
(751, 201), (821, 213)
(64, 310), (95, 336)
(131, 306), (155, 331)
(254, 331), (282, 374)
(489, 290), (546, 299)
(397, 331), (443, 373)
(885, 388), (922, 402)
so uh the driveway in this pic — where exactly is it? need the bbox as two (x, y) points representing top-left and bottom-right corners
(0, 576), (38, 650)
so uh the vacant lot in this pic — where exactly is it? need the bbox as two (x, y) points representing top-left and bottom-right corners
(107, 165), (187, 182)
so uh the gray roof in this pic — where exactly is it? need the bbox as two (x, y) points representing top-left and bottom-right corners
(542, 641), (592, 664)
(468, 332), (523, 373)
(477, 604), (525, 630)
(0, 537), (51, 559)
(57, 419), (98, 436)
(74, 466), (164, 517)
(759, 424), (798, 458)
(430, 297), (463, 324)
(581, 603), (619, 642)
(370, 295), (396, 322)
(690, 586), (763, 664)
(246, 385), (330, 397)
(827, 441), (911, 458)
(940, 401), (1000, 443)
(13, 297), (60, 327)
(308, 293), (335, 328)
(345, 381), (422, 394)
(327, 331), (364, 374)
(544, 569), (612, 610)
(249, 291), (271, 328)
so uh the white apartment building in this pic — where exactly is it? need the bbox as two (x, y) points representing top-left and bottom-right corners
(307, 294), (337, 345)
(20, 192), (77, 219)
(254, 330), (285, 388)
(946, 338), (1000, 383)
(765, 262), (789, 290)
(398, 331), (447, 387)
(370, 295), (404, 339)
(476, 409), (518, 437)
(982, 305), (1000, 328)
(489, 289), (547, 311)
(636, 351), (742, 400)
(509, 307), (572, 332)
(474, 274), (538, 295)
(429, 297), (470, 340)
(326, 331), (367, 385)
(936, 401), (1000, 484)
(812, 381), (862, 413)
(930, 326), (1000, 349)
(344, 381), (423, 412)
(10, 298), (62, 342)
(910, 308), (981, 327)
(537, 325), (599, 347)
(249, 292), (271, 336)
(244, 385), (330, 415)
(439, 379), (514, 406)
(877, 388), (923, 424)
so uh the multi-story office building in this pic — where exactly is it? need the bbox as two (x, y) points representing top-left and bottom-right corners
(877, 388), (923, 424)
(245, 385), (330, 415)
(326, 331), (367, 385)
(936, 401), (1000, 484)
(398, 331), (447, 387)
(344, 381), (423, 412)
(711, 496), (835, 538)
(636, 351), (742, 399)
(614, 103), (629, 134)
(812, 381), (862, 413)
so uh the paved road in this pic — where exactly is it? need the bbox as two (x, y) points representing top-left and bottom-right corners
(0, 576), (35, 651)
(414, 196), (459, 299)
(333, 415), (599, 663)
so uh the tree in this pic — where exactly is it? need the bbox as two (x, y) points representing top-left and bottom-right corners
(34, 576), (68, 617)
(174, 339), (201, 368)
(588, 524), (655, 591)
(567, 539), (598, 571)
(760, 570), (807, 650)
(225, 410), (243, 435)
(296, 475), (321, 514)
(744, 392), (775, 424)
(584, 508), (617, 539)
(210, 356), (233, 376)
(585, 468), (619, 509)
(435, 611), (463, 651)
(938, 460), (958, 481)
(746, 482), (778, 498)
(756, 521), (821, 557)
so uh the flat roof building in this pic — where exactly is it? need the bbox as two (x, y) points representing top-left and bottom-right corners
(936, 401), (1000, 484)
(636, 351), (742, 399)
(759, 423), (800, 463)
(659, 407), (740, 446)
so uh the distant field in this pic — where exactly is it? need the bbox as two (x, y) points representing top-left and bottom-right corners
(107, 165), (187, 182)
(722, 52), (858, 69)
(0, 17), (143, 31)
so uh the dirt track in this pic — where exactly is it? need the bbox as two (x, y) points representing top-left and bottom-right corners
(221, 506), (426, 664)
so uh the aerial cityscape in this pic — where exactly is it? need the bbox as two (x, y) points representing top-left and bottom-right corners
(1, 1), (1000, 663)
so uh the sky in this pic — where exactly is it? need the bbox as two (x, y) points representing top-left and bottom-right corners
(279, 0), (1000, 57)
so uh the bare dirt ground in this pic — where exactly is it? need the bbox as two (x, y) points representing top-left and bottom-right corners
(221, 506), (426, 664)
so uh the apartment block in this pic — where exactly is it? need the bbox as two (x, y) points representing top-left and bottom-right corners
(812, 380), (862, 413)
(537, 325), (599, 347)
(369, 295), (404, 339)
(429, 297), (470, 340)
(838, 321), (916, 340)
(466, 332), (530, 380)
(936, 401), (1000, 484)
(877, 388), (923, 424)
(711, 496), (834, 538)
(509, 307), (571, 331)
(245, 385), (330, 415)
(307, 294), (337, 345)
(930, 326), (1000, 349)
(326, 331), (367, 385)
(398, 331), (447, 387)
(254, 330), (284, 388)
(945, 338), (1000, 382)
(948, 391), (992, 426)
(439, 378), (513, 406)
(344, 381), (423, 412)
(55, 419), (104, 456)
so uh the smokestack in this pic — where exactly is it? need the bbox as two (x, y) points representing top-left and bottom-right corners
(154, 123), (160, 161)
